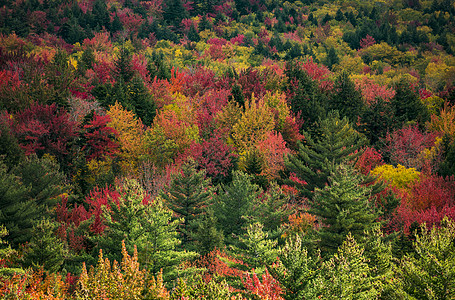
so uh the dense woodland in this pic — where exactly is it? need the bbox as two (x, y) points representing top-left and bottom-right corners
(0, 0), (455, 298)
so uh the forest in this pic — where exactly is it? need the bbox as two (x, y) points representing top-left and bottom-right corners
(0, 0), (455, 298)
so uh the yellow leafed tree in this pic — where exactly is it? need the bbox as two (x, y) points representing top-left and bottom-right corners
(107, 102), (146, 175)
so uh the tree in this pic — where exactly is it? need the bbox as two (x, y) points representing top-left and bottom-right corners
(390, 79), (429, 126)
(0, 155), (68, 247)
(267, 234), (320, 300)
(285, 111), (367, 198)
(330, 72), (365, 123)
(107, 102), (146, 175)
(92, 180), (197, 283)
(213, 171), (262, 247)
(311, 164), (379, 255)
(312, 234), (381, 299)
(21, 218), (67, 273)
(398, 218), (455, 299)
(231, 222), (278, 273)
(161, 159), (214, 250)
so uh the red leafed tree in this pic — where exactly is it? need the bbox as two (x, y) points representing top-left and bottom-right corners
(242, 269), (283, 300)
(298, 58), (333, 91)
(257, 131), (291, 180)
(382, 124), (439, 170)
(55, 195), (90, 252)
(81, 112), (119, 161)
(182, 67), (218, 97)
(237, 68), (267, 100)
(360, 34), (376, 49)
(194, 89), (231, 136)
(354, 76), (395, 105)
(390, 174), (455, 234)
(84, 186), (121, 234)
(355, 146), (385, 175)
(180, 132), (237, 183)
(12, 103), (77, 163)
(196, 248), (245, 284)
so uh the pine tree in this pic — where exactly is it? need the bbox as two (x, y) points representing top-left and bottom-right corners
(250, 182), (293, 240)
(0, 155), (68, 247)
(213, 170), (261, 246)
(267, 234), (320, 300)
(161, 159), (214, 250)
(188, 208), (224, 256)
(285, 111), (367, 198)
(231, 222), (278, 273)
(390, 79), (429, 127)
(284, 61), (328, 132)
(21, 218), (67, 273)
(330, 72), (365, 123)
(92, 179), (197, 283)
(311, 164), (379, 256)
(312, 233), (381, 299)
(398, 217), (455, 299)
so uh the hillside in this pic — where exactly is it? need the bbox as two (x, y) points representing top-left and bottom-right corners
(0, 0), (455, 298)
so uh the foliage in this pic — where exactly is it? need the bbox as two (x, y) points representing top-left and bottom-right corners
(311, 164), (379, 255)
(398, 218), (455, 299)
(285, 111), (367, 198)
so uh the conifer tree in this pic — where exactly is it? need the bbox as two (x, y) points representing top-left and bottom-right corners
(311, 164), (379, 255)
(188, 208), (224, 256)
(330, 72), (365, 123)
(390, 79), (429, 127)
(312, 233), (381, 299)
(0, 155), (68, 247)
(231, 222), (278, 273)
(21, 218), (67, 273)
(285, 111), (367, 198)
(93, 180), (197, 282)
(213, 170), (261, 246)
(398, 217), (455, 299)
(267, 234), (320, 300)
(161, 159), (214, 250)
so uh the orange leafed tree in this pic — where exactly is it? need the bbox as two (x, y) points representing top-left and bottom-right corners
(107, 102), (146, 175)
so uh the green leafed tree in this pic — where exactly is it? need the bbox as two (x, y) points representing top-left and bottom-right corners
(267, 234), (320, 300)
(285, 111), (367, 199)
(311, 233), (381, 300)
(213, 170), (261, 246)
(311, 164), (379, 256)
(161, 159), (214, 250)
(398, 217), (455, 300)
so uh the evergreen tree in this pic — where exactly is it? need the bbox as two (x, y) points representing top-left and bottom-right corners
(0, 225), (24, 277)
(93, 180), (197, 282)
(231, 222), (278, 273)
(268, 234), (320, 300)
(188, 208), (224, 256)
(359, 97), (395, 145)
(249, 182), (293, 240)
(213, 171), (261, 246)
(284, 111), (367, 198)
(311, 164), (379, 255)
(113, 47), (135, 83)
(390, 79), (429, 127)
(161, 159), (214, 250)
(22, 218), (67, 273)
(312, 233), (381, 299)
(284, 61), (328, 131)
(0, 120), (23, 170)
(330, 72), (365, 123)
(398, 217), (455, 299)
(0, 155), (68, 247)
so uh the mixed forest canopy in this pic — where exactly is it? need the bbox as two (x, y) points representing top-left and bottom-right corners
(1, 0), (455, 298)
